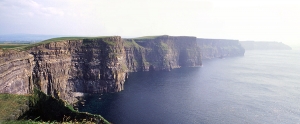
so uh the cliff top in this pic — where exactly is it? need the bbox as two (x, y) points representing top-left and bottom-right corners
(0, 36), (119, 51)
(0, 35), (198, 51)
(131, 35), (167, 40)
(0, 94), (31, 120)
(130, 35), (196, 41)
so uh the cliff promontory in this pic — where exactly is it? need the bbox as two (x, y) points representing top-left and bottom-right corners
(125, 35), (202, 72)
(240, 41), (292, 50)
(197, 38), (245, 59)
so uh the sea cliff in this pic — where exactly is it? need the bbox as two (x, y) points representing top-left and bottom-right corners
(197, 38), (245, 59)
(0, 35), (202, 104)
(240, 41), (292, 50)
(0, 35), (246, 122)
(125, 35), (202, 72)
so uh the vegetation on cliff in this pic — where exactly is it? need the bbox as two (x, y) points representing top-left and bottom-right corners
(0, 36), (117, 51)
(0, 94), (30, 121)
(0, 44), (29, 49)
(131, 35), (165, 40)
(0, 89), (110, 124)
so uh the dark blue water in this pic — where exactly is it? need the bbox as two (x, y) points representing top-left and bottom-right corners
(79, 50), (300, 124)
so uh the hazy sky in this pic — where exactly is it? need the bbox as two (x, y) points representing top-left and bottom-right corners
(0, 0), (300, 47)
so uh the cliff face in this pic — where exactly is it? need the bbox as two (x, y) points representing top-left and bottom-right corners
(0, 49), (34, 94)
(240, 41), (292, 50)
(28, 37), (127, 103)
(0, 36), (202, 103)
(197, 38), (245, 59)
(125, 36), (202, 71)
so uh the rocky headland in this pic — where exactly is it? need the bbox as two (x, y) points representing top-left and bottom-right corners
(197, 38), (245, 59)
(240, 41), (292, 50)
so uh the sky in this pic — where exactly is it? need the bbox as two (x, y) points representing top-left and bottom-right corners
(0, 0), (300, 48)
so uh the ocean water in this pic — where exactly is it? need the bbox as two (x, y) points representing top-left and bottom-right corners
(79, 50), (300, 124)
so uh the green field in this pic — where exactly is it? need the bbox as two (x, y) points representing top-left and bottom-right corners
(0, 44), (29, 49)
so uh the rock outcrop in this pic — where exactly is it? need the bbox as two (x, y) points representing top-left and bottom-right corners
(197, 38), (245, 59)
(0, 49), (34, 94)
(0, 35), (202, 103)
(240, 41), (292, 50)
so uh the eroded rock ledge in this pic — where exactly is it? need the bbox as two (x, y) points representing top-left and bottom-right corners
(0, 35), (205, 103)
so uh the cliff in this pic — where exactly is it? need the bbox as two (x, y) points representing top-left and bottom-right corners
(0, 49), (34, 95)
(0, 90), (109, 123)
(197, 38), (245, 59)
(0, 35), (202, 104)
(125, 35), (202, 71)
(240, 41), (292, 50)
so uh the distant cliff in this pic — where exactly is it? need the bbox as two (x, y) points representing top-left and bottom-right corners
(240, 41), (292, 50)
(125, 35), (202, 72)
(197, 38), (245, 59)
(0, 35), (202, 104)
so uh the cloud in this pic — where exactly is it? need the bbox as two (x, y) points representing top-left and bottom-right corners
(0, 0), (64, 17)
(40, 7), (64, 16)
(0, 0), (299, 48)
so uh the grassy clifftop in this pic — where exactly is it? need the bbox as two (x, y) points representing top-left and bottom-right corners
(0, 36), (117, 51)
(131, 35), (166, 40)
(0, 94), (30, 121)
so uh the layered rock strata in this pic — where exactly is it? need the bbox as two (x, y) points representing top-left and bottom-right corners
(125, 36), (202, 71)
(0, 35), (203, 103)
(0, 49), (34, 94)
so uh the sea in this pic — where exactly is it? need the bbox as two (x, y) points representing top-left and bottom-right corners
(79, 50), (300, 124)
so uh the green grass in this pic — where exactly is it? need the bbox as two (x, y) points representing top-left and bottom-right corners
(0, 36), (117, 51)
(21, 36), (114, 50)
(0, 94), (30, 120)
(132, 35), (166, 40)
(103, 40), (117, 46)
(0, 120), (42, 124)
(22, 89), (110, 123)
(0, 89), (110, 124)
(40, 36), (112, 43)
(0, 44), (29, 49)
(123, 40), (144, 49)
(2, 119), (101, 124)
(159, 42), (169, 52)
